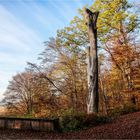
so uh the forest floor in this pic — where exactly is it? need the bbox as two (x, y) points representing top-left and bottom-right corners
(0, 111), (140, 139)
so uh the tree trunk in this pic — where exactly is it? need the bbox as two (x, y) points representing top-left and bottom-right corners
(85, 9), (99, 114)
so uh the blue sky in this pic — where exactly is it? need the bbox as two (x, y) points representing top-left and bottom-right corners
(0, 0), (93, 100)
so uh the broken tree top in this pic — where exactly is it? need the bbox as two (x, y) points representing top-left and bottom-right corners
(85, 8), (99, 15)
(85, 8), (99, 28)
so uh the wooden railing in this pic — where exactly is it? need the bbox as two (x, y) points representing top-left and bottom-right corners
(0, 117), (61, 132)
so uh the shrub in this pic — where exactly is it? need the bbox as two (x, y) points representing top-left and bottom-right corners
(59, 111), (86, 132)
(60, 112), (111, 132)
(108, 106), (123, 117)
(109, 103), (137, 118)
(121, 103), (137, 115)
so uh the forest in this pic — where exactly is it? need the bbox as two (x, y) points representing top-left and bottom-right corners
(1, 0), (140, 133)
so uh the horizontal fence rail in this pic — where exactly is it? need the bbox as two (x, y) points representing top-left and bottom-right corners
(0, 117), (61, 132)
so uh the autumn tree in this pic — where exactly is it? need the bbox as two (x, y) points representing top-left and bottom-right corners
(55, 0), (139, 111)
(2, 71), (61, 117)
(38, 37), (87, 113)
(2, 72), (35, 116)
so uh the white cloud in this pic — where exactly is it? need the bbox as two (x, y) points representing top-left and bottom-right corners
(0, 5), (42, 52)
(0, 52), (27, 66)
(0, 5), (44, 100)
(17, 1), (65, 33)
(0, 71), (14, 99)
(0, 51), (38, 101)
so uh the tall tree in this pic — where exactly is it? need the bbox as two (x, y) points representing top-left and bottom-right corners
(85, 9), (99, 114)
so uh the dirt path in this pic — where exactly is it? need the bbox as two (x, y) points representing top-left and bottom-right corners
(0, 111), (140, 139)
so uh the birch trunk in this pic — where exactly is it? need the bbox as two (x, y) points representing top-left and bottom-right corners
(85, 9), (99, 114)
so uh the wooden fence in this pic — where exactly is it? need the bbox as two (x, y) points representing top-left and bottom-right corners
(0, 117), (61, 132)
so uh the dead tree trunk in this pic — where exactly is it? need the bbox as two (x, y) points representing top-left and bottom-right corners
(85, 9), (99, 114)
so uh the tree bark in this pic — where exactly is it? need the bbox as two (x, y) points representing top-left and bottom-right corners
(85, 9), (99, 114)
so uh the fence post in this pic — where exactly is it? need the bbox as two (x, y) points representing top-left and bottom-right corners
(53, 118), (62, 132)
(4, 118), (8, 129)
(30, 120), (32, 130)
